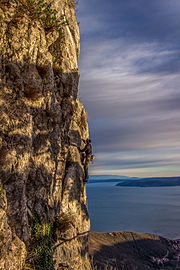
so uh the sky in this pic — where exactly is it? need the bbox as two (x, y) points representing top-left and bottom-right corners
(77, 0), (180, 177)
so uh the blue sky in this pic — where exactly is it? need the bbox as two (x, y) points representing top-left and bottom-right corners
(77, 0), (180, 177)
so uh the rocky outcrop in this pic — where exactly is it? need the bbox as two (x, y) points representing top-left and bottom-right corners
(0, 0), (91, 269)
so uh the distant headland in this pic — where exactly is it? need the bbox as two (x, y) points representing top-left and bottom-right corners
(116, 176), (180, 187)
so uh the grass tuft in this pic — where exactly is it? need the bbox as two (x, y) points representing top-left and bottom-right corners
(53, 65), (63, 76)
(24, 214), (54, 270)
(79, 110), (87, 130)
(69, 0), (78, 9)
(18, 0), (67, 34)
(0, 147), (8, 162)
(54, 212), (75, 233)
(0, 0), (67, 34)
(0, 183), (3, 200)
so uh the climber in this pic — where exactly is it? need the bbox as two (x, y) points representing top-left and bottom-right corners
(78, 139), (92, 183)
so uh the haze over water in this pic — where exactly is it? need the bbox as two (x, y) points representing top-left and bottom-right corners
(87, 181), (180, 240)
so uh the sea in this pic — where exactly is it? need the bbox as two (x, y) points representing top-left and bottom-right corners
(86, 181), (180, 239)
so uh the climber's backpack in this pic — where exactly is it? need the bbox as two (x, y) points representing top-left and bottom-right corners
(90, 155), (95, 162)
(86, 154), (95, 163)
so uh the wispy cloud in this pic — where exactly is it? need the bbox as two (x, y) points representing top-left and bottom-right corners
(78, 0), (180, 177)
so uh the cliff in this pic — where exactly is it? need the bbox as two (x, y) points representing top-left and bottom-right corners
(0, 0), (91, 269)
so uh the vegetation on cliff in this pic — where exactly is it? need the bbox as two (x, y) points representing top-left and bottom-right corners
(25, 215), (54, 270)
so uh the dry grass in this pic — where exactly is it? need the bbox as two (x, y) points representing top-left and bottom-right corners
(54, 212), (75, 232)
(79, 110), (87, 130)
(1, 0), (66, 35)
(69, 0), (78, 9)
(0, 147), (8, 162)
(0, 183), (3, 199)
(0, 114), (9, 134)
(53, 65), (63, 76)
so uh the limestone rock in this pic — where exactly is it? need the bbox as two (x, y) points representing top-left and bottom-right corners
(0, 0), (91, 269)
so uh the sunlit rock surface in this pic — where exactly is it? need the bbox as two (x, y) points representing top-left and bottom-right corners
(0, 0), (91, 269)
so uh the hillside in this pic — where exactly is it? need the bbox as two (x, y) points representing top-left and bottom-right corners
(89, 231), (180, 270)
(116, 177), (180, 187)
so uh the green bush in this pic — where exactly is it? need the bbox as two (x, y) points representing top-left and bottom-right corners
(25, 214), (54, 270)
(21, 0), (67, 33)
(54, 213), (75, 233)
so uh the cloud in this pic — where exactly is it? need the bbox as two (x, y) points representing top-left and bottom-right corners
(78, 0), (180, 176)
(78, 0), (180, 44)
(96, 147), (180, 166)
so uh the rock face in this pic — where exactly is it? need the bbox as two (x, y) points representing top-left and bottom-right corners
(0, 0), (91, 269)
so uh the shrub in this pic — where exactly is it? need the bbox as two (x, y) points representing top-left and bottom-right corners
(53, 65), (63, 76)
(18, 0), (67, 34)
(0, 147), (8, 162)
(1, 0), (67, 35)
(54, 212), (75, 233)
(25, 214), (54, 270)
(0, 184), (3, 200)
